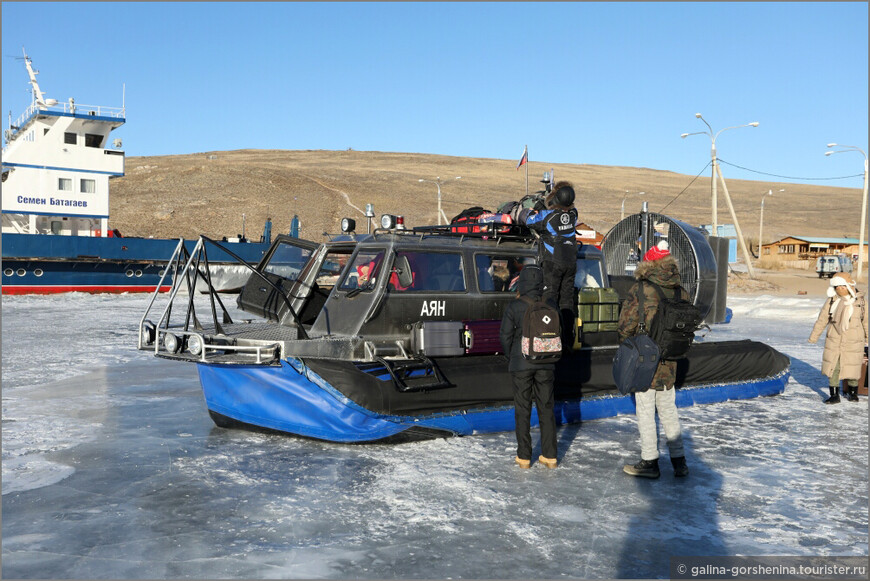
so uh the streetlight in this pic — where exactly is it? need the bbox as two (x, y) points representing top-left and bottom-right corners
(758, 188), (784, 261)
(681, 113), (760, 278)
(681, 113), (759, 233)
(419, 176), (461, 225)
(826, 143), (869, 281)
(620, 191), (646, 221)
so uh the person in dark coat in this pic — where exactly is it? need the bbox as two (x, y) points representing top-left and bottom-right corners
(525, 181), (579, 346)
(499, 265), (559, 469)
(616, 241), (688, 478)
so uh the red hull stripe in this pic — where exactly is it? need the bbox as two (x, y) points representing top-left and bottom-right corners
(2, 285), (172, 295)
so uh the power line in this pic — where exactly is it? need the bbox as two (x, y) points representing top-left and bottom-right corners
(658, 161), (712, 214)
(718, 159), (863, 181)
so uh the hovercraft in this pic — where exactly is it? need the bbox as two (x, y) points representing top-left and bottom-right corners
(137, 210), (789, 443)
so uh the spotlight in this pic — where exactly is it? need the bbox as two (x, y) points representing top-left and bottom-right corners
(187, 334), (203, 356)
(164, 332), (181, 354)
(140, 321), (156, 346)
(340, 217), (356, 233)
(380, 214), (397, 229)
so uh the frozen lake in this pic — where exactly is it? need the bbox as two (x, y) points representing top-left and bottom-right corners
(2, 293), (867, 579)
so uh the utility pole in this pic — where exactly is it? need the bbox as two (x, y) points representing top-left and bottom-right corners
(682, 114), (760, 278)
(826, 144), (868, 282)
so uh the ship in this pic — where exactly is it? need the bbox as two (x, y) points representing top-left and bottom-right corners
(136, 210), (791, 443)
(1, 49), (272, 294)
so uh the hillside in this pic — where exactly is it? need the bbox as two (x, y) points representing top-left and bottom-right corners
(110, 149), (862, 244)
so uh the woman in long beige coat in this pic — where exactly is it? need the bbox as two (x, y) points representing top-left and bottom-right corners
(809, 272), (868, 403)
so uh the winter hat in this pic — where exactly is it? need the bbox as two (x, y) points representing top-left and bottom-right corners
(828, 272), (857, 298)
(517, 264), (544, 297)
(643, 240), (670, 262)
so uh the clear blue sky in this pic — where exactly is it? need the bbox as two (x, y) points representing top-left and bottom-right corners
(2, 2), (867, 187)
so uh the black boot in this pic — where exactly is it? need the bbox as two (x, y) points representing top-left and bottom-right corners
(623, 458), (660, 478)
(824, 386), (841, 404)
(846, 384), (859, 402)
(671, 456), (689, 477)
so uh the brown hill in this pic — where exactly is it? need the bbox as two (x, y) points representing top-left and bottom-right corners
(111, 149), (862, 244)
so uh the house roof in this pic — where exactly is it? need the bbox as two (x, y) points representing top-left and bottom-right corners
(768, 236), (861, 245)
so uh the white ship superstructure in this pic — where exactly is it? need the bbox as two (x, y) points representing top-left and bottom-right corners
(2, 49), (125, 237)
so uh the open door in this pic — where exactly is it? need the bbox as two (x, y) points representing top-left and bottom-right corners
(237, 235), (319, 321)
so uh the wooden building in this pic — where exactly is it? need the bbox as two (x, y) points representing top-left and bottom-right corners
(760, 236), (864, 269)
(575, 222), (605, 247)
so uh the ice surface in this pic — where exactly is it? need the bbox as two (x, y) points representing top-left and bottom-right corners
(2, 293), (867, 579)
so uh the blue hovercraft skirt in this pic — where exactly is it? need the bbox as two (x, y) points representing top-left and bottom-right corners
(198, 357), (790, 443)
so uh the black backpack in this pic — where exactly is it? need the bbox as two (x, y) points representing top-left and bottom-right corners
(450, 206), (488, 223)
(519, 296), (562, 362)
(642, 281), (704, 360)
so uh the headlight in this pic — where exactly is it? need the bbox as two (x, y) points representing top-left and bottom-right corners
(164, 332), (180, 353)
(187, 334), (203, 356)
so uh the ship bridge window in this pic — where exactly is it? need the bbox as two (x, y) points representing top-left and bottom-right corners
(64, 132), (77, 145)
(390, 251), (466, 293)
(263, 241), (314, 280)
(58, 178), (72, 191)
(475, 254), (533, 293)
(80, 179), (96, 194)
(85, 133), (103, 148)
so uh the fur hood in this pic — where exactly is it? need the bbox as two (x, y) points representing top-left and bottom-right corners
(634, 255), (681, 289)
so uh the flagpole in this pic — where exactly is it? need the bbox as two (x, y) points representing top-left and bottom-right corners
(524, 144), (529, 197)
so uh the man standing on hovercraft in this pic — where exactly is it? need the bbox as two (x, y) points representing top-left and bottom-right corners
(525, 181), (579, 345)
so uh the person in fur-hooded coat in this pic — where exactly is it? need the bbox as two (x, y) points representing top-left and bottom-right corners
(617, 241), (682, 389)
(809, 271), (868, 403)
(617, 241), (688, 478)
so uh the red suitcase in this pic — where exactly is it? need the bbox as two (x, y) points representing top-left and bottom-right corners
(859, 346), (868, 396)
(450, 213), (512, 235)
(463, 319), (503, 355)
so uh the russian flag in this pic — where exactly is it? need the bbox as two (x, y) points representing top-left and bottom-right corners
(516, 146), (528, 170)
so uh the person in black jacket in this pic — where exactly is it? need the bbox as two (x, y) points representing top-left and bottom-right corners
(499, 265), (558, 469)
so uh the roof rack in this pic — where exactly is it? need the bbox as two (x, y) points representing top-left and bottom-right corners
(409, 222), (536, 243)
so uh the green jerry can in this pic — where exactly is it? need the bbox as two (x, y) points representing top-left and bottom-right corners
(575, 287), (621, 348)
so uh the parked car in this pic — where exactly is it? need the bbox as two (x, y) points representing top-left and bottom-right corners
(815, 254), (852, 278)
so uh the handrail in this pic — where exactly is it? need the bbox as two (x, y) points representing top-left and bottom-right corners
(138, 238), (185, 349)
(7, 102), (125, 143)
(154, 238), (207, 348)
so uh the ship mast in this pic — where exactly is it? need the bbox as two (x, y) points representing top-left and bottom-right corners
(22, 48), (57, 109)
